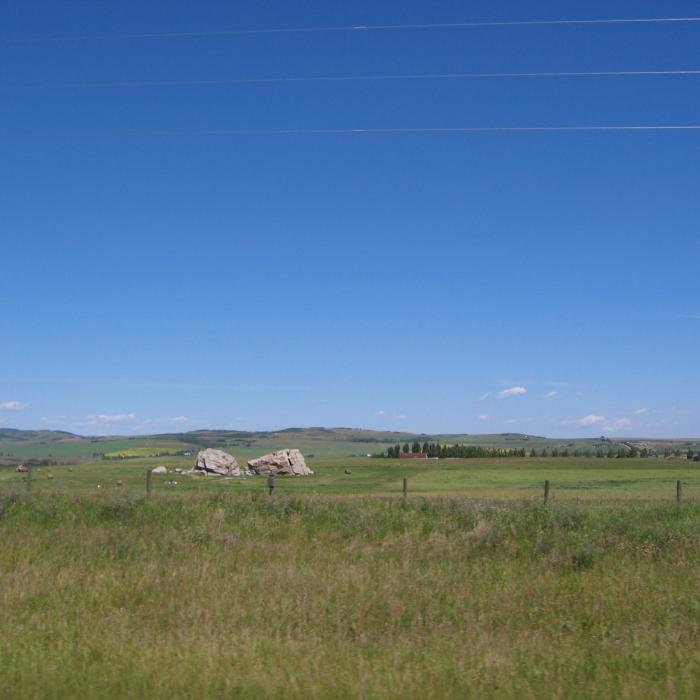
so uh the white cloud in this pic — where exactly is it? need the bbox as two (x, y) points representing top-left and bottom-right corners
(86, 412), (136, 424)
(497, 386), (527, 400)
(478, 414), (490, 421)
(605, 418), (632, 432)
(576, 414), (606, 427)
(170, 416), (189, 423)
(0, 401), (30, 410)
(504, 418), (519, 425)
(395, 414), (407, 420)
(544, 391), (558, 399)
(480, 392), (492, 401)
(633, 408), (648, 415)
(376, 410), (385, 416)
(563, 414), (607, 427)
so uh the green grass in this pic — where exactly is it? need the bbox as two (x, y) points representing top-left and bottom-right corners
(2, 493), (700, 698)
(3, 458), (699, 696)
(1, 457), (699, 500)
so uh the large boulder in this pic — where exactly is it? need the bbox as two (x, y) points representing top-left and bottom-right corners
(248, 449), (313, 476)
(194, 449), (250, 477)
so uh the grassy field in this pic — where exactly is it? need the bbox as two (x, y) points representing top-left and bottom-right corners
(2, 455), (700, 697)
(1, 456), (699, 501)
(1, 492), (700, 698)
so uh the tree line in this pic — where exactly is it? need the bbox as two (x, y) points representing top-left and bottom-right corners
(381, 442), (697, 459)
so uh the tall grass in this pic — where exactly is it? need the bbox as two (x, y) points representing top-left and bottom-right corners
(1, 492), (699, 698)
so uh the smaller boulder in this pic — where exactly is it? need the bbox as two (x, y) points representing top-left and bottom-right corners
(194, 449), (250, 477)
(152, 466), (168, 475)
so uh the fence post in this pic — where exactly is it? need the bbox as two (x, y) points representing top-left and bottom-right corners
(544, 480), (550, 505)
(147, 468), (153, 498)
(677, 480), (682, 503)
(26, 466), (32, 493)
(403, 477), (408, 499)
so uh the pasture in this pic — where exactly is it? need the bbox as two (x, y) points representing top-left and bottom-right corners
(1, 492), (700, 698)
(2, 456), (700, 698)
(1, 456), (699, 501)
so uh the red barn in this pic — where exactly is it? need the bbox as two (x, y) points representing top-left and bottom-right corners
(399, 453), (429, 460)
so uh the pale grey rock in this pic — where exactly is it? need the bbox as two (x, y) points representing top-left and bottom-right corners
(247, 449), (313, 476)
(194, 448), (250, 477)
(152, 465), (168, 475)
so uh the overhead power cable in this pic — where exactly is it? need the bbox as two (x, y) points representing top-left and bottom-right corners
(3, 16), (700, 43)
(3, 69), (700, 92)
(2, 125), (700, 141)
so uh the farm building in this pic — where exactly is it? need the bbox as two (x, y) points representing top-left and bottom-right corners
(399, 452), (429, 460)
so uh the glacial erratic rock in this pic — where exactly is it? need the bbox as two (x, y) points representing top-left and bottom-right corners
(194, 448), (250, 477)
(248, 449), (313, 476)
(152, 466), (168, 475)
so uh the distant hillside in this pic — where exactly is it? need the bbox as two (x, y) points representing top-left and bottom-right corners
(1, 427), (698, 460)
(0, 429), (82, 443)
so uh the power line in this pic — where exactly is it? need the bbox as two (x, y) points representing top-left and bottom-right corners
(2, 125), (700, 141)
(4, 16), (700, 43)
(3, 69), (700, 92)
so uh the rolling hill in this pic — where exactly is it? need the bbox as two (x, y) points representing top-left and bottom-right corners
(0, 428), (82, 443)
(1, 427), (698, 460)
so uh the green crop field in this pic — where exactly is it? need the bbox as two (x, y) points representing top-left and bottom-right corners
(0, 438), (198, 459)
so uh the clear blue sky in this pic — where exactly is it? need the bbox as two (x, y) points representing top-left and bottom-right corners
(2, 1), (699, 437)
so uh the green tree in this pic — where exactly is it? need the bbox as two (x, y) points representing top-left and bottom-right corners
(402, 443), (410, 454)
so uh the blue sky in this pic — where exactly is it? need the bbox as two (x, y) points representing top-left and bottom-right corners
(2, 1), (699, 437)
